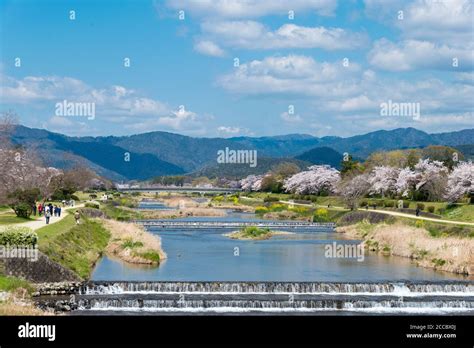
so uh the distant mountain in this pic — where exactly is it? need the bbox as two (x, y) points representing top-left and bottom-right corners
(192, 157), (310, 179)
(317, 127), (473, 159)
(295, 146), (344, 169)
(10, 126), (185, 180)
(455, 144), (474, 160)
(6, 125), (474, 181)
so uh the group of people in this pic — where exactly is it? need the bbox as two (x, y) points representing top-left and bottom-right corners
(31, 203), (62, 225)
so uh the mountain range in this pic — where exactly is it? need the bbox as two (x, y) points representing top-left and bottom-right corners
(6, 125), (474, 181)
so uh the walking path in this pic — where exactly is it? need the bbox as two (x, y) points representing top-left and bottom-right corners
(279, 200), (474, 227)
(0, 204), (85, 231)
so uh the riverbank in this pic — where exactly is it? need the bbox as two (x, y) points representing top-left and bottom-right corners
(103, 219), (166, 265)
(0, 275), (51, 315)
(336, 221), (474, 275)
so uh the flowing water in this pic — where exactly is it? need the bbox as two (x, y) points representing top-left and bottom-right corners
(83, 207), (473, 314)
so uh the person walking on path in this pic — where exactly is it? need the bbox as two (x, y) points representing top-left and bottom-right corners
(58, 206), (62, 217)
(38, 203), (43, 216)
(45, 209), (51, 224)
(74, 210), (80, 225)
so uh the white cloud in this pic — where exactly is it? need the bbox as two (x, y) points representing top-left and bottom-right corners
(164, 0), (337, 18)
(0, 74), (207, 134)
(194, 40), (226, 57)
(401, 0), (473, 44)
(368, 39), (474, 71)
(199, 21), (368, 51)
(280, 111), (302, 123)
(217, 54), (474, 126)
(217, 55), (361, 96)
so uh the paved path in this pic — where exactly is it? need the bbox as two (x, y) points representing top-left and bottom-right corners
(279, 200), (474, 227)
(0, 204), (85, 231)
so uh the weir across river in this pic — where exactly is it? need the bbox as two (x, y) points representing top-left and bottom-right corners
(134, 220), (335, 230)
(34, 281), (474, 315)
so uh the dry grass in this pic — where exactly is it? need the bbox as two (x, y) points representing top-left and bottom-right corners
(338, 222), (474, 275)
(102, 219), (167, 265)
(0, 290), (53, 316)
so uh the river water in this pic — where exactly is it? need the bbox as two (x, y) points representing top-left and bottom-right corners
(92, 210), (470, 282)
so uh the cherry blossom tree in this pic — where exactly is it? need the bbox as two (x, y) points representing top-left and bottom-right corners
(337, 173), (371, 210)
(395, 159), (448, 201)
(240, 174), (264, 191)
(444, 161), (473, 203)
(283, 165), (340, 195)
(368, 166), (400, 197)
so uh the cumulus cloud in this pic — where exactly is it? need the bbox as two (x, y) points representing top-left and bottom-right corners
(194, 40), (226, 57)
(0, 74), (206, 134)
(164, 0), (337, 18)
(199, 21), (368, 51)
(217, 55), (361, 96)
(368, 39), (474, 71)
(216, 54), (474, 127)
(401, 0), (474, 44)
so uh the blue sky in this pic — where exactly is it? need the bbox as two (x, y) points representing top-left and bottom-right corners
(0, 0), (473, 137)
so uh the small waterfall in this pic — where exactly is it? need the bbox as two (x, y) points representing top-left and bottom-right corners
(80, 281), (474, 296)
(36, 281), (474, 314)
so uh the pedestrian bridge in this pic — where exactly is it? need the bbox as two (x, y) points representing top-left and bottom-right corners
(134, 220), (335, 229)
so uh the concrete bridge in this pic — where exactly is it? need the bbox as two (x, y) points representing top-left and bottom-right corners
(118, 187), (241, 194)
(134, 220), (335, 229)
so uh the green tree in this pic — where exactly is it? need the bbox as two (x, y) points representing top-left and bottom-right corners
(8, 188), (41, 218)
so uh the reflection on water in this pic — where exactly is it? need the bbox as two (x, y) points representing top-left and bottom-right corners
(92, 212), (471, 282)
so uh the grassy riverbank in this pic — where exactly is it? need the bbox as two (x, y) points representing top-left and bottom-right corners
(336, 212), (474, 275)
(102, 219), (166, 265)
(0, 275), (47, 315)
(37, 213), (110, 279)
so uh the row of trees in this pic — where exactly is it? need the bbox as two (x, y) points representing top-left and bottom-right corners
(0, 113), (108, 217)
(240, 158), (473, 206)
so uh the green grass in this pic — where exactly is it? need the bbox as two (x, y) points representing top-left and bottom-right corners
(101, 203), (142, 221)
(134, 250), (160, 263)
(0, 275), (34, 294)
(0, 213), (35, 225)
(37, 214), (110, 279)
(240, 226), (271, 238)
(440, 204), (474, 222)
(121, 239), (144, 249)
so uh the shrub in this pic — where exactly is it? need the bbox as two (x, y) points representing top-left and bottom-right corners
(360, 201), (368, 207)
(255, 206), (268, 215)
(416, 203), (425, 211)
(241, 226), (270, 238)
(70, 194), (79, 201)
(415, 220), (425, 228)
(0, 227), (37, 246)
(85, 202), (100, 209)
(384, 201), (395, 208)
(269, 203), (286, 212)
(313, 208), (329, 222)
(427, 206), (435, 213)
(403, 201), (410, 208)
(10, 203), (32, 219)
